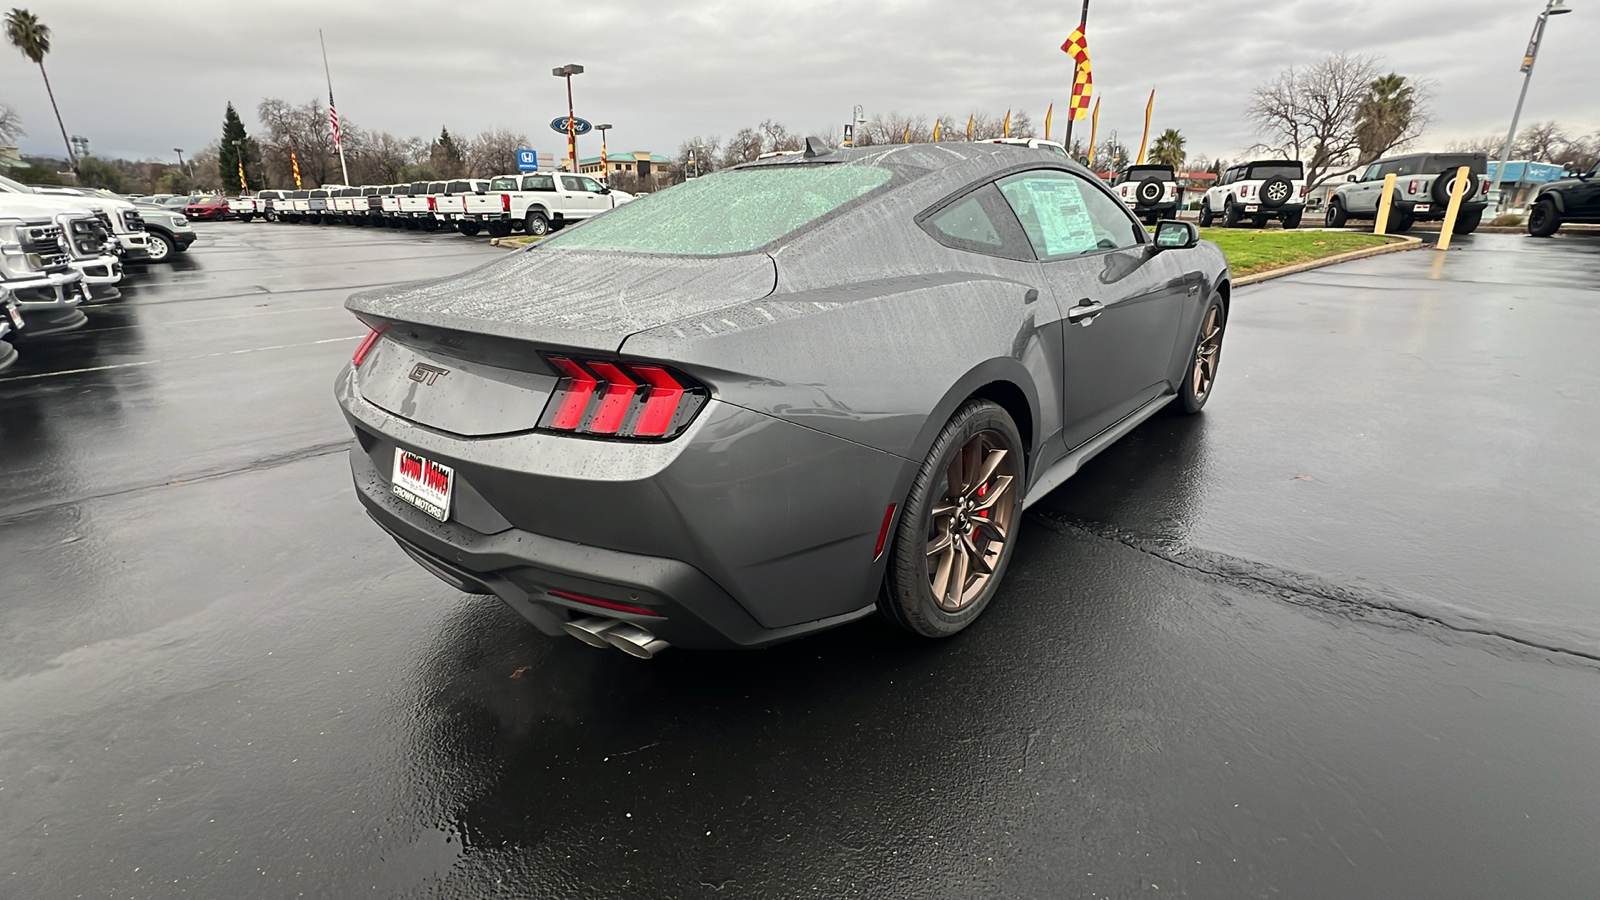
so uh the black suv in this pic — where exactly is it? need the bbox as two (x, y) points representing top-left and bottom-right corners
(1528, 162), (1600, 237)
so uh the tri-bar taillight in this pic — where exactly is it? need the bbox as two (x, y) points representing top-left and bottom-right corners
(539, 355), (708, 440)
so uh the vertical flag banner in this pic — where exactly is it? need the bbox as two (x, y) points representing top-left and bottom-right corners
(966, 114), (974, 142)
(237, 157), (247, 192)
(1136, 89), (1155, 165)
(291, 149), (302, 188)
(328, 91), (341, 149)
(1003, 109), (1011, 138)
(1088, 97), (1101, 168)
(1044, 102), (1054, 142)
(903, 123), (911, 144)
(932, 119), (942, 142)
(1063, 26), (1093, 121)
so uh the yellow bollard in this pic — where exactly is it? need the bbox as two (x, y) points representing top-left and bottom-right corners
(1435, 165), (1472, 251)
(1374, 173), (1397, 236)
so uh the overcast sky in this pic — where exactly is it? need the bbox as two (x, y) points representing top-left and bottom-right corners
(3, 0), (1597, 165)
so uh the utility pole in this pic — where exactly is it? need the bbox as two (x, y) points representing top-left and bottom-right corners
(1062, 0), (1090, 152)
(1488, 0), (1572, 211)
(552, 64), (584, 173)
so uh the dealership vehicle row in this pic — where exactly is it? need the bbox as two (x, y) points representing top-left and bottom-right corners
(0, 173), (199, 373)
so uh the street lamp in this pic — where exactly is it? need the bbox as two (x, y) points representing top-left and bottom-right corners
(551, 63), (584, 174)
(1488, 0), (1573, 211)
(596, 123), (612, 181)
(173, 147), (187, 175)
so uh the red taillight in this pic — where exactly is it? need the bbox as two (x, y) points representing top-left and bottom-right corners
(1481, 180), (1490, 195)
(427, 196), (437, 211)
(630, 365), (686, 437)
(1408, 179), (1418, 194)
(546, 357), (598, 430)
(352, 325), (387, 367)
(501, 193), (511, 212)
(1240, 185), (1249, 197)
(548, 588), (663, 617)
(540, 355), (706, 440)
(1299, 184), (1306, 197)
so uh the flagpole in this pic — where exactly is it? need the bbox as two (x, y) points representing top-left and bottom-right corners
(320, 29), (350, 186)
(1063, 0), (1090, 153)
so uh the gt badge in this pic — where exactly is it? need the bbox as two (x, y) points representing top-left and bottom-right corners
(409, 363), (450, 385)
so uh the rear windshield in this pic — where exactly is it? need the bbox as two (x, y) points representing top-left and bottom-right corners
(490, 177), (518, 191)
(409, 182), (429, 193)
(1122, 165), (1174, 181)
(521, 174), (555, 191)
(542, 164), (894, 256)
(427, 182), (446, 193)
(446, 180), (471, 192)
(1246, 162), (1303, 181)
(1424, 154), (1485, 175)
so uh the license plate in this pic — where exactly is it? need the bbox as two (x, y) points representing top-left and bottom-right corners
(1245, 205), (1259, 212)
(391, 448), (454, 521)
(6, 303), (22, 329)
(1415, 204), (1431, 212)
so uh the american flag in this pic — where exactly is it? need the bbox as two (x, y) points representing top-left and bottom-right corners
(329, 90), (342, 147)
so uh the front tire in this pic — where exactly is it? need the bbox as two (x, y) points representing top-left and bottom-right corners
(524, 211), (550, 236)
(1325, 199), (1348, 228)
(1198, 200), (1214, 227)
(144, 230), (175, 262)
(1178, 298), (1226, 414)
(1527, 199), (1560, 237)
(880, 400), (1024, 639)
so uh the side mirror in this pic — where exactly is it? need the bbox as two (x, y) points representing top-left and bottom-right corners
(1347, 174), (1358, 182)
(1153, 220), (1199, 251)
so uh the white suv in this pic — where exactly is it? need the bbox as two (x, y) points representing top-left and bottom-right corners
(1199, 160), (1307, 229)
(1111, 164), (1182, 225)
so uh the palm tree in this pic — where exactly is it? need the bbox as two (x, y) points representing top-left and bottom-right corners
(1354, 73), (1416, 165)
(5, 8), (75, 172)
(1149, 128), (1186, 170)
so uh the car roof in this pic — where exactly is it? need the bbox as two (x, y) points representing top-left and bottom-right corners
(735, 142), (1097, 199)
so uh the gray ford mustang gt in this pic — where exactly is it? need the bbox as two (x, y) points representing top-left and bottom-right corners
(336, 141), (1230, 657)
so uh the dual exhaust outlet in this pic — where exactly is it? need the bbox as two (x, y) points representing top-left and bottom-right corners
(562, 616), (671, 659)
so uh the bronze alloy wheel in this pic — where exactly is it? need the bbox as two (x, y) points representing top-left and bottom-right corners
(924, 430), (1017, 612)
(1191, 304), (1223, 403)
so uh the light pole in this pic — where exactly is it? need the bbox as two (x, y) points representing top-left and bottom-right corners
(1488, 0), (1572, 211)
(596, 123), (612, 181)
(230, 139), (248, 193)
(552, 64), (584, 173)
(173, 148), (187, 175)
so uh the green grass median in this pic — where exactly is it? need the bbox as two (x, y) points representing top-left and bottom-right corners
(1197, 229), (1397, 277)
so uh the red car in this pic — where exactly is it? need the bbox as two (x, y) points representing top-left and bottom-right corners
(182, 198), (232, 221)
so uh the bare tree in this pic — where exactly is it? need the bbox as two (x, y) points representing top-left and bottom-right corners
(1513, 121), (1569, 162)
(674, 135), (722, 182)
(0, 101), (21, 144)
(463, 128), (528, 177)
(1249, 54), (1422, 190)
(722, 126), (764, 167)
(257, 97), (340, 187)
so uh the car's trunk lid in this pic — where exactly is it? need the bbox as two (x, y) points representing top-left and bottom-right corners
(346, 247), (778, 353)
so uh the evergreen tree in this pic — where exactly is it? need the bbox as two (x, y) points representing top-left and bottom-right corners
(431, 126), (464, 178)
(218, 102), (258, 194)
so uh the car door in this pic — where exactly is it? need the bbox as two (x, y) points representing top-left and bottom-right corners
(558, 175), (601, 216)
(998, 168), (1189, 450)
(1575, 164), (1600, 218)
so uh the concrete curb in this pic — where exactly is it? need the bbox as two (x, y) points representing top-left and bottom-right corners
(1234, 235), (1423, 287)
(489, 236), (537, 249)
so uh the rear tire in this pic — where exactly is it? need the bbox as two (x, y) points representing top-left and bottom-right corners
(1527, 199), (1560, 237)
(1451, 209), (1482, 235)
(1253, 215), (1268, 229)
(1389, 212), (1415, 234)
(456, 220), (481, 236)
(1282, 211), (1302, 229)
(880, 400), (1025, 639)
(1222, 198), (1241, 228)
(1178, 298), (1226, 414)
(239, 214), (254, 224)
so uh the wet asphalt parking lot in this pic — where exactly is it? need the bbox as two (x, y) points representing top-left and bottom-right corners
(2, 223), (1598, 899)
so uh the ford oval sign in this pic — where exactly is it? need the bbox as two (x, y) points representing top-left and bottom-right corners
(549, 117), (593, 136)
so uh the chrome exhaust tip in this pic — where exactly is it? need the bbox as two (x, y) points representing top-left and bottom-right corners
(603, 623), (671, 659)
(562, 616), (621, 648)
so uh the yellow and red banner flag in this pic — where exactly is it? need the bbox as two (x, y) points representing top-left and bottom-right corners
(1003, 108), (1011, 138)
(290, 149), (302, 188)
(1063, 26), (1093, 120)
(966, 114), (974, 142)
(932, 119), (942, 143)
(1044, 102), (1054, 142)
(1136, 89), (1155, 164)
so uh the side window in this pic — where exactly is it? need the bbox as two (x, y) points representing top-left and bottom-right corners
(560, 175), (585, 191)
(920, 187), (1017, 259)
(577, 176), (605, 192)
(998, 170), (1143, 260)
(523, 175), (555, 191)
(1377, 161), (1403, 178)
(1362, 164), (1382, 182)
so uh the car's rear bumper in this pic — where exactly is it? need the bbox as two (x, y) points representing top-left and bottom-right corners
(336, 364), (911, 649)
(1397, 199), (1487, 219)
(1246, 202), (1304, 217)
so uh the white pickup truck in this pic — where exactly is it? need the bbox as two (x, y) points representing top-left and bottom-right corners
(448, 172), (635, 237)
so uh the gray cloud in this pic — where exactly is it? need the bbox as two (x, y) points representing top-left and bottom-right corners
(2, 0), (1595, 165)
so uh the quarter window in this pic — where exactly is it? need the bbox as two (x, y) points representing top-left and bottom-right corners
(918, 184), (1031, 260)
(998, 170), (1142, 260)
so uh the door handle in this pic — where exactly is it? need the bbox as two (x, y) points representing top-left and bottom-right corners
(1067, 299), (1105, 325)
